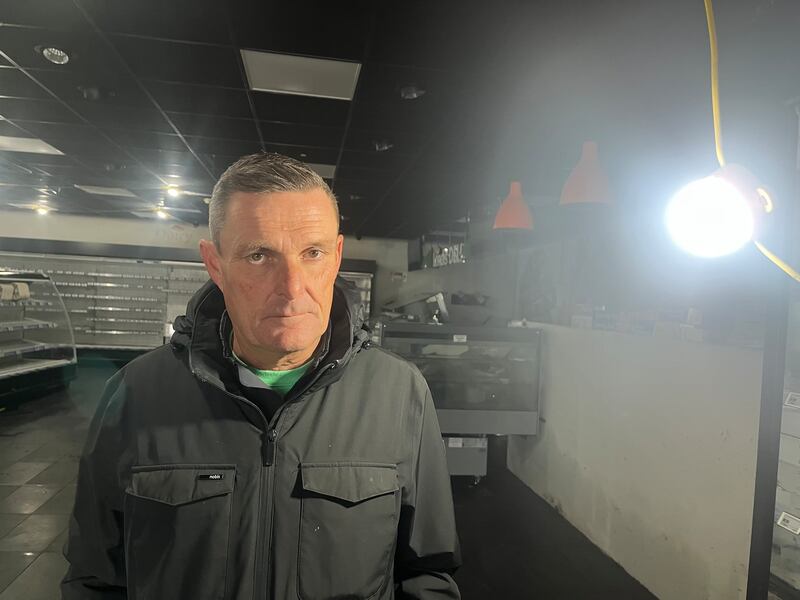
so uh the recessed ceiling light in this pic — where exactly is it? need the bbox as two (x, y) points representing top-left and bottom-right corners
(166, 186), (182, 198)
(0, 135), (63, 155)
(39, 46), (70, 65)
(36, 206), (50, 216)
(75, 185), (136, 197)
(203, 197), (211, 205)
(373, 140), (393, 152)
(400, 85), (426, 100)
(156, 209), (169, 219)
(240, 49), (361, 100)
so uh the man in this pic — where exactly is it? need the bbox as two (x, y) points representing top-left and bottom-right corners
(61, 153), (461, 599)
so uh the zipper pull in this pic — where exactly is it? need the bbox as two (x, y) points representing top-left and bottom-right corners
(263, 429), (278, 466)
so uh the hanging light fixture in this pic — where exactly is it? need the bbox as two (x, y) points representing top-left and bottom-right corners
(560, 141), (612, 205)
(664, 0), (800, 282)
(493, 181), (533, 230)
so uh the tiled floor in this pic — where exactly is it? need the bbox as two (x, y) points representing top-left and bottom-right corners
(0, 362), (656, 599)
(0, 364), (102, 600)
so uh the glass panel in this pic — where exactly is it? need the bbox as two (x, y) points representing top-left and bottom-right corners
(771, 288), (800, 595)
(380, 330), (540, 413)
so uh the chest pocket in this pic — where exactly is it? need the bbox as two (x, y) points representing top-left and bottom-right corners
(124, 464), (236, 600)
(298, 462), (400, 600)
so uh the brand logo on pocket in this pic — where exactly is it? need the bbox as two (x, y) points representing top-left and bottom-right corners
(197, 473), (224, 480)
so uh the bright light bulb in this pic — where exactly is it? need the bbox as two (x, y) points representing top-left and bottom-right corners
(156, 209), (169, 219)
(166, 186), (182, 198)
(665, 176), (754, 258)
(36, 206), (50, 215)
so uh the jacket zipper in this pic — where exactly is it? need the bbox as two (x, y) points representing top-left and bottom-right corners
(196, 358), (340, 600)
(194, 377), (271, 600)
(260, 360), (339, 598)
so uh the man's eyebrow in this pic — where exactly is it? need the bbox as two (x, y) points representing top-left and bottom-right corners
(305, 240), (335, 249)
(237, 243), (277, 255)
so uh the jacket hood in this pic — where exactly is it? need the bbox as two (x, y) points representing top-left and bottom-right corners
(171, 277), (371, 394)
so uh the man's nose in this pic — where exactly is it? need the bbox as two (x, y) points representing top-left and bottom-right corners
(275, 258), (305, 300)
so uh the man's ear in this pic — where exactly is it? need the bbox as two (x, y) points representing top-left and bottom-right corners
(199, 239), (224, 292)
(335, 234), (344, 271)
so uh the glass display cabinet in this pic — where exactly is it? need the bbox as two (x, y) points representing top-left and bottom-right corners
(373, 321), (542, 479)
(0, 272), (77, 408)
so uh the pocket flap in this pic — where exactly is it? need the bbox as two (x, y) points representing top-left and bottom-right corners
(127, 465), (236, 506)
(300, 463), (398, 504)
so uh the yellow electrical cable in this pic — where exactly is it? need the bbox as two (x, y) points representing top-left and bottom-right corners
(704, 0), (800, 282)
(703, 0), (726, 167)
(754, 241), (800, 284)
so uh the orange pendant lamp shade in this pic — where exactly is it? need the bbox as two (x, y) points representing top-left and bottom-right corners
(493, 181), (533, 230)
(560, 141), (611, 205)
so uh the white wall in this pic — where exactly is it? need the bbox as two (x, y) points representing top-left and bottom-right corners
(507, 325), (762, 600)
(0, 210), (408, 307)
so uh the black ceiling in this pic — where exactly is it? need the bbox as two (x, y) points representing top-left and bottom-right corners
(0, 0), (798, 238)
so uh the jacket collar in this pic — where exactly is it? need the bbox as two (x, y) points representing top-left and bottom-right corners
(171, 278), (369, 397)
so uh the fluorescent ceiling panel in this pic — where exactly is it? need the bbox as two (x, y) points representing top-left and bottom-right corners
(240, 50), (361, 100)
(0, 135), (63, 155)
(75, 185), (137, 197)
(308, 163), (336, 179)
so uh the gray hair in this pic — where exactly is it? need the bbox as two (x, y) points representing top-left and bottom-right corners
(208, 152), (339, 248)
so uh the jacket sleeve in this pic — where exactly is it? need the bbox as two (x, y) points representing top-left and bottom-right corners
(61, 371), (128, 599)
(395, 387), (462, 599)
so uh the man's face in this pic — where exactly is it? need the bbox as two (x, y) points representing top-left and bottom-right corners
(200, 187), (343, 358)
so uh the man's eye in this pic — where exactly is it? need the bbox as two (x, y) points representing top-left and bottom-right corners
(307, 249), (323, 259)
(250, 253), (264, 262)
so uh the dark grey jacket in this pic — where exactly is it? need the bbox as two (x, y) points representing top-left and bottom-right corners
(61, 280), (461, 600)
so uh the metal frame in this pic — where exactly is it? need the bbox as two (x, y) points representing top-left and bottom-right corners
(747, 104), (800, 599)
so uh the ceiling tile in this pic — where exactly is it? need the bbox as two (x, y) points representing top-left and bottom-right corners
(102, 129), (187, 152)
(73, 103), (172, 133)
(145, 81), (252, 117)
(251, 91), (349, 128)
(0, 68), (51, 99)
(260, 122), (343, 148)
(0, 97), (79, 123)
(80, 0), (229, 44)
(344, 128), (424, 155)
(338, 149), (411, 173)
(185, 136), (262, 156)
(0, 120), (30, 137)
(228, 0), (370, 61)
(110, 36), (243, 87)
(33, 69), (153, 108)
(0, 1), (90, 31)
(166, 113), (259, 141)
(11, 121), (105, 145)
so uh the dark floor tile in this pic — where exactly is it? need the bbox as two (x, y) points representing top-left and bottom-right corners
(0, 552), (68, 600)
(0, 516), (26, 539)
(0, 515), (69, 552)
(20, 442), (84, 462)
(0, 488), (16, 503)
(0, 486), (63, 515)
(0, 464), (51, 486)
(35, 485), (76, 516)
(0, 552), (37, 594)
(27, 461), (78, 486)
(0, 443), (45, 468)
